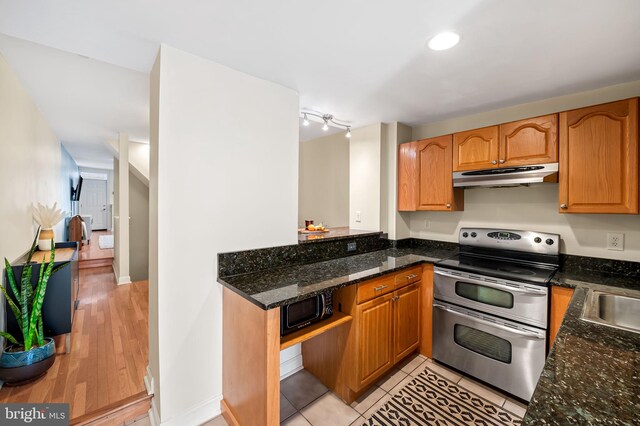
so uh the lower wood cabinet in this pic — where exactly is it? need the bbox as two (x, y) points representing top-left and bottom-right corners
(302, 266), (425, 405)
(357, 293), (394, 385)
(393, 283), (421, 361)
(549, 286), (575, 350)
(350, 276), (421, 393)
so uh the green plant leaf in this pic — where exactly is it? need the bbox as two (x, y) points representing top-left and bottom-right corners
(0, 282), (22, 332)
(25, 226), (40, 264)
(26, 240), (55, 349)
(37, 316), (44, 347)
(0, 331), (18, 346)
(20, 264), (35, 349)
(4, 257), (20, 303)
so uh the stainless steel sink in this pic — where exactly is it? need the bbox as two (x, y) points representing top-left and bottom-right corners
(582, 290), (640, 333)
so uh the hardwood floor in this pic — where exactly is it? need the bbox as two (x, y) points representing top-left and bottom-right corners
(79, 230), (114, 261)
(0, 266), (149, 421)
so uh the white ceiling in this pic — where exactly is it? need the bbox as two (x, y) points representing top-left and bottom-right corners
(1, 0), (640, 165)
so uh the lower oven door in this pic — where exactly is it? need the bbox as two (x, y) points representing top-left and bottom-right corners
(434, 267), (548, 328)
(432, 301), (546, 401)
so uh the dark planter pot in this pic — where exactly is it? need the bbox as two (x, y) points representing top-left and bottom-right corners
(0, 338), (56, 385)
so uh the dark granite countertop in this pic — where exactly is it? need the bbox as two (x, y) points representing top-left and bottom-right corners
(524, 285), (640, 425)
(297, 227), (383, 244)
(552, 269), (640, 292)
(218, 247), (456, 309)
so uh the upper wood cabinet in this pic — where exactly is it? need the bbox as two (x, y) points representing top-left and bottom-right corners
(453, 117), (559, 171)
(499, 114), (558, 167)
(397, 141), (418, 211)
(453, 126), (499, 171)
(559, 98), (639, 214)
(397, 136), (463, 211)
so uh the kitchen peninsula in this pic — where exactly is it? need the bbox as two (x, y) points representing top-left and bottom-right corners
(218, 235), (640, 425)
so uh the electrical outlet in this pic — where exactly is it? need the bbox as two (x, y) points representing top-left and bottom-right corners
(347, 242), (357, 252)
(355, 211), (361, 223)
(425, 219), (431, 229)
(607, 232), (624, 251)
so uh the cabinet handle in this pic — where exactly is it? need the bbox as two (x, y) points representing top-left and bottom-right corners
(392, 296), (399, 302)
(446, 203), (451, 208)
(499, 159), (505, 164)
(492, 160), (498, 165)
(560, 204), (568, 209)
(374, 285), (388, 292)
(406, 274), (418, 280)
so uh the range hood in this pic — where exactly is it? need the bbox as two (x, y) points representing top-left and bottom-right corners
(453, 163), (559, 188)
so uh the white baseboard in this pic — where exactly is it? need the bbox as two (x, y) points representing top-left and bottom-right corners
(280, 354), (303, 380)
(280, 344), (303, 380)
(144, 365), (154, 395)
(117, 275), (132, 285)
(151, 395), (221, 426)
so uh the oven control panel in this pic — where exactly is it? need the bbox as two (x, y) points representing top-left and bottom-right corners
(459, 227), (560, 255)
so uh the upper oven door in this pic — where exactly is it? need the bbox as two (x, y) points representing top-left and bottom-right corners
(434, 267), (548, 328)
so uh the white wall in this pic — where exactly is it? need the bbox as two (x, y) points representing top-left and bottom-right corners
(350, 123), (383, 231)
(149, 44), (299, 425)
(382, 123), (413, 239)
(0, 53), (62, 261)
(0, 52), (64, 346)
(409, 80), (640, 261)
(299, 132), (349, 227)
(129, 170), (148, 282)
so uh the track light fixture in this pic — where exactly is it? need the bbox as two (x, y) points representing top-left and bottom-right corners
(300, 110), (352, 138)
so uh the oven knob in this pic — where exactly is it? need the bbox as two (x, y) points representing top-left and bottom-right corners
(326, 306), (333, 315)
(534, 237), (542, 243)
(462, 232), (469, 238)
(470, 232), (477, 238)
(546, 239), (554, 245)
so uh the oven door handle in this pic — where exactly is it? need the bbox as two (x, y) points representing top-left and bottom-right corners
(433, 303), (545, 339)
(434, 269), (547, 295)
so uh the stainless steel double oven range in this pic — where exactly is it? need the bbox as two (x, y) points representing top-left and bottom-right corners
(433, 228), (560, 401)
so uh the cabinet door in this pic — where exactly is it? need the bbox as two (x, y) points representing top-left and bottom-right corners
(499, 114), (558, 167)
(453, 126), (499, 171)
(549, 286), (574, 350)
(357, 293), (394, 387)
(397, 141), (418, 211)
(417, 135), (463, 211)
(559, 98), (638, 214)
(393, 283), (421, 362)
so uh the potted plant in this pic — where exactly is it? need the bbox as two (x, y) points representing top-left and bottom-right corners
(0, 230), (68, 385)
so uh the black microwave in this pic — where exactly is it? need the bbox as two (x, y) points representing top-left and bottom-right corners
(281, 291), (333, 336)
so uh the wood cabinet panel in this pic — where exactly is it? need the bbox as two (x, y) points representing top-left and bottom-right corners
(357, 275), (395, 304)
(549, 286), (575, 350)
(393, 283), (420, 362)
(394, 266), (422, 289)
(398, 141), (418, 211)
(499, 114), (558, 166)
(357, 293), (394, 385)
(453, 126), (500, 171)
(559, 98), (638, 214)
(419, 264), (433, 358)
(417, 135), (464, 211)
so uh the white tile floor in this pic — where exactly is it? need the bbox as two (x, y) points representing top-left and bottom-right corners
(202, 353), (528, 426)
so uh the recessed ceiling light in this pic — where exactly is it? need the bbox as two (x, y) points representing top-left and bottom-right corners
(428, 32), (460, 51)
